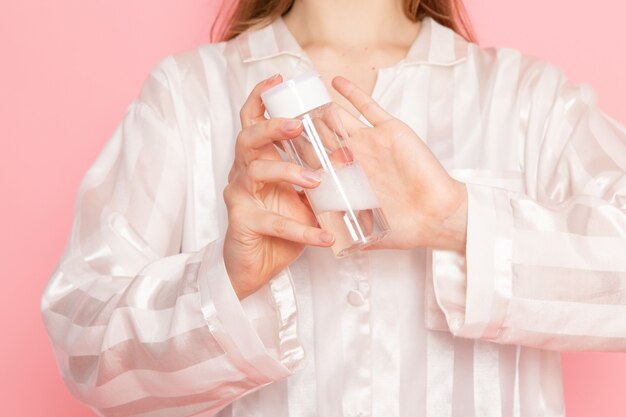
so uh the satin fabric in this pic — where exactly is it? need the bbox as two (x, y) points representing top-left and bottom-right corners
(40, 16), (626, 417)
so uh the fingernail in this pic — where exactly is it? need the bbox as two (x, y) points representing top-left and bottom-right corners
(319, 231), (335, 243)
(282, 119), (302, 131)
(301, 169), (321, 183)
(266, 73), (280, 84)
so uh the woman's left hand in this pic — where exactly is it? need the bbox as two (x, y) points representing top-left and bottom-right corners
(331, 76), (468, 253)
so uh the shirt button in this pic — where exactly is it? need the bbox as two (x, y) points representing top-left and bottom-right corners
(347, 289), (366, 306)
(449, 317), (462, 331)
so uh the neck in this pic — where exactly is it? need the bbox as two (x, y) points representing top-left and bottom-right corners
(283, 0), (420, 48)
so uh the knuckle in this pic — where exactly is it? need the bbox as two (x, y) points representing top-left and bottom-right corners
(228, 206), (248, 225)
(246, 159), (261, 179)
(302, 227), (315, 243)
(261, 123), (276, 140)
(271, 118), (293, 139)
(271, 217), (289, 235)
(361, 99), (375, 113)
(327, 102), (340, 112)
(290, 164), (304, 179)
(226, 164), (240, 183)
(235, 130), (248, 150)
(222, 183), (235, 203)
(270, 117), (284, 132)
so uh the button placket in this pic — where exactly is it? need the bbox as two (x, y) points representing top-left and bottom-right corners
(347, 289), (366, 306)
(339, 252), (372, 417)
(342, 251), (371, 306)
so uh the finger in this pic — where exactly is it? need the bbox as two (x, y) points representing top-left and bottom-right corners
(237, 117), (303, 151)
(308, 115), (354, 164)
(331, 76), (392, 126)
(246, 159), (323, 189)
(328, 147), (353, 164)
(297, 189), (313, 210)
(252, 211), (335, 247)
(320, 101), (368, 137)
(283, 111), (355, 171)
(240, 73), (283, 128)
(273, 141), (286, 153)
(289, 114), (348, 170)
(287, 129), (325, 170)
(228, 141), (283, 182)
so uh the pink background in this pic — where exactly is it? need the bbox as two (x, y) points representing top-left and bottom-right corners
(2, 0), (625, 415)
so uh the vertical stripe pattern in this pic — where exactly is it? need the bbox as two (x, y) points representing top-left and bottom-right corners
(40, 14), (626, 417)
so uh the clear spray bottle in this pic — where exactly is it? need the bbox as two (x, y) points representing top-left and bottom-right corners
(261, 72), (390, 257)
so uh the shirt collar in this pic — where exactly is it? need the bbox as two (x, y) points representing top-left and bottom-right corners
(235, 15), (468, 66)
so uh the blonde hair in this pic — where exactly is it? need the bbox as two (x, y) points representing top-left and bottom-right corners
(213, 0), (476, 42)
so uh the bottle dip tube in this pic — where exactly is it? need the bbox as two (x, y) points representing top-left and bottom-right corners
(261, 72), (390, 257)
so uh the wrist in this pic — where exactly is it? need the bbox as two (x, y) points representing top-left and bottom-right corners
(431, 181), (468, 254)
(224, 262), (256, 300)
(223, 243), (257, 300)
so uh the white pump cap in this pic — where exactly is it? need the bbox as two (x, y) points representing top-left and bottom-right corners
(261, 72), (332, 118)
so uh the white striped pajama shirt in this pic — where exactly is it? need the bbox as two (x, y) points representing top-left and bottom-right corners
(41, 16), (626, 417)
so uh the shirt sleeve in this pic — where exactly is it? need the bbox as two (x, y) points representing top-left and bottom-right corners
(40, 58), (304, 416)
(429, 61), (626, 352)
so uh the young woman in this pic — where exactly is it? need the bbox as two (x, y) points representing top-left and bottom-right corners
(41, 0), (626, 416)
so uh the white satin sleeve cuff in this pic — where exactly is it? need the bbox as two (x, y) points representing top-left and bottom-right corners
(431, 182), (513, 340)
(197, 238), (305, 382)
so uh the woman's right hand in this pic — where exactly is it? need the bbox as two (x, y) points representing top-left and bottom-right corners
(223, 74), (336, 300)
